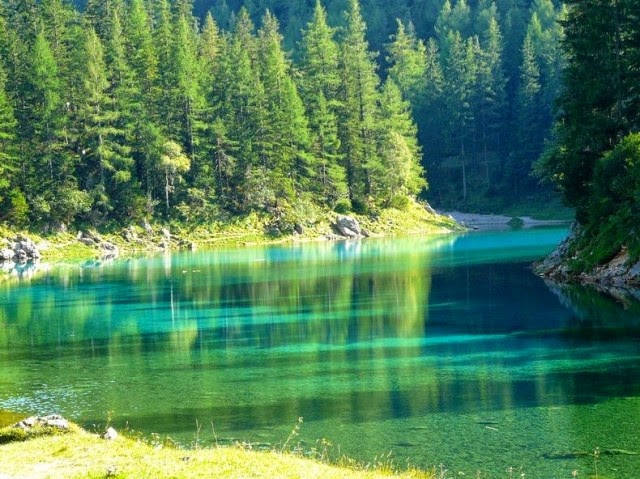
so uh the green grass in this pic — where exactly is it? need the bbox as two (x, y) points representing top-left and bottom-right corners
(0, 421), (435, 479)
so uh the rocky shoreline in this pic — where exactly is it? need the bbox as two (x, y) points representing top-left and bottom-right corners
(0, 208), (459, 280)
(534, 222), (640, 290)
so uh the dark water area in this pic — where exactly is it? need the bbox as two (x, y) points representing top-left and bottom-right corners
(1, 227), (639, 477)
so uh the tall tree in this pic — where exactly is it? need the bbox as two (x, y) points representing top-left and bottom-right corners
(338, 0), (381, 209)
(375, 79), (426, 206)
(299, 0), (346, 205)
(386, 19), (427, 109)
(442, 31), (476, 202)
(76, 28), (133, 222)
(0, 61), (19, 218)
(257, 11), (312, 205)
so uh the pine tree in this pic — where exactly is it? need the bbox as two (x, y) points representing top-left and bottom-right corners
(0, 62), (18, 212)
(375, 79), (426, 206)
(257, 11), (311, 205)
(299, 0), (346, 205)
(338, 0), (381, 210)
(124, 0), (163, 211)
(442, 31), (476, 203)
(76, 28), (133, 222)
(28, 29), (90, 225)
(474, 14), (506, 187)
(211, 9), (266, 211)
(386, 19), (427, 109)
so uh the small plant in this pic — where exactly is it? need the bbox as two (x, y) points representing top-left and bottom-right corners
(280, 416), (303, 452)
(593, 447), (600, 479)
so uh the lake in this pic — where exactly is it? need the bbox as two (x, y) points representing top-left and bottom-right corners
(1, 227), (640, 477)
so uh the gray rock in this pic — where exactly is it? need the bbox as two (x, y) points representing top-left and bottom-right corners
(103, 427), (118, 440)
(334, 216), (362, 238)
(122, 227), (138, 243)
(294, 223), (304, 235)
(142, 220), (153, 235)
(101, 241), (119, 259)
(0, 248), (14, 261)
(79, 237), (96, 246)
(161, 228), (172, 241)
(15, 414), (69, 431)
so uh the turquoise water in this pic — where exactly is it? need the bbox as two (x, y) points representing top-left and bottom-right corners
(1, 227), (640, 477)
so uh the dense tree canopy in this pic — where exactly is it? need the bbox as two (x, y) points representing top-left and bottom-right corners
(0, 0), (567, 229)
(538, 0), (640, 267)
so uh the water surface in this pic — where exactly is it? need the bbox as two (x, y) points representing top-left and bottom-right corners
(1, 227), (640, 477)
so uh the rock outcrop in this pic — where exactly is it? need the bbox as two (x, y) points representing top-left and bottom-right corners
(14, 415), (70, 431)
(535, 222), (640, 288)
(0, 235), (42, 264)
(333, 216), (364, 238)
(78, 231), (120, 259)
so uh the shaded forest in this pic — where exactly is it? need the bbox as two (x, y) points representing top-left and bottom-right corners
(0, 0), (565, 231)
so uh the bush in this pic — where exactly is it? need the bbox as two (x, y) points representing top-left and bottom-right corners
(7, 189), (29, 226)
(333, 198), (351, 214)
(388, 195), (410, 211)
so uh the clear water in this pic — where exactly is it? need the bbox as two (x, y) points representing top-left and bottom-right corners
(1, 227), (640, 478)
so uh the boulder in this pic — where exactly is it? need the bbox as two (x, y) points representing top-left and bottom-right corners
(0, 248), (14, 261)
(141, 219), (154, 235)
(122, 227), (138, 243)
(294, 223), (304, 235)
(334, 215), (362, 238)
(103, 427), (119, 441)
(79, 237), (96, 246)
(14, 237), (41, 260)
(101, 241), (119, 259)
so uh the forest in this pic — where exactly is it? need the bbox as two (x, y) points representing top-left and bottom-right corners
(0, 0), (564, 231)
(538, 0), (640, 269)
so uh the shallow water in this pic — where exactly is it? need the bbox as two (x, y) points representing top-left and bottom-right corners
(1, 227), (640, 477)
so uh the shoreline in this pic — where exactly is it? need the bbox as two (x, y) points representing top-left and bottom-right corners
(440, 211), (571, 230)
(0, 203), (463, 276)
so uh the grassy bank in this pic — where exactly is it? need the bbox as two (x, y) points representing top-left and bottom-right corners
(0, 201), (461, 264)
(0, 420), (434, 479)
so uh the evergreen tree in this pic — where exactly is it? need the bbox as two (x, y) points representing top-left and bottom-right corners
(473, 14), (506, 188)
(257, 11), (311, 205)
(338, 0), (380, 209)
(442, 31), (476, 202)
(27, 30), (89, 225)
(375, 79), (426, 206)
(299, 0), (346, 205)
(386, 19), (427, 109)
(76, 28), (133, 222)
(0, 62), (18, 215)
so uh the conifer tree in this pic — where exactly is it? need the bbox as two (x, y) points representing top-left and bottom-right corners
(299, 0), (346, 205)
(76, 28), (133, 222)
(257, 11), (311, 205)
(0, 62), (18, 214)
(442, 31), (476, 202)
(338, 0), (380, 209)
(386, 19), (427, 109)
(474, 14), (506, 186)
(375, 79), (426, 206)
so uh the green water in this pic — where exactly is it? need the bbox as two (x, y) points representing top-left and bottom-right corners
(2, 227), (640, 477)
